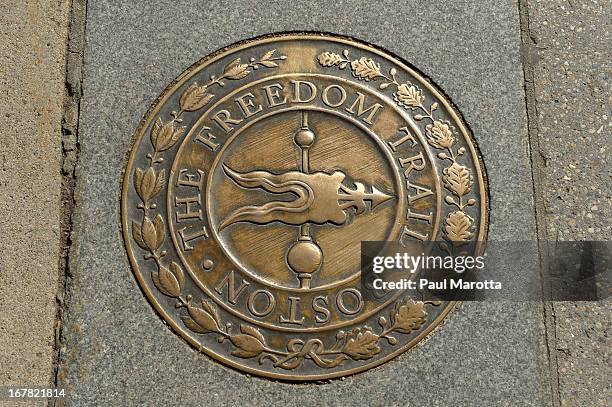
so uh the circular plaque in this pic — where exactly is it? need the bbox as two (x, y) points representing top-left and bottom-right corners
(121, 33), (488, 380)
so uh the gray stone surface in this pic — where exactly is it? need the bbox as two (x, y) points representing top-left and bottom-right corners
(525, 1), (611, 406)
(528, 0), (611, 242)
(59, 1), (549, 405)
(0, 0), (70, 389)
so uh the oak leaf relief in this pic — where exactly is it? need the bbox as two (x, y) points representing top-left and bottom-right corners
(392, 299), (427, 334)
(393, 83), (425, 109)
(342, 327), (381, 360)
(444, 211), (474, 244)
(350, 57), (383, 81)
(317, 51), (346, 67)
(425, 120), (455, 149)
(443, 162), (473, 197)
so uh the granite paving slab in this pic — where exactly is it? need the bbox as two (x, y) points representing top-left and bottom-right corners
(58, 1), (551, 405)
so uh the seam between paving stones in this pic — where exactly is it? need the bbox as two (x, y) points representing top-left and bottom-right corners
(517, 1), (561, 406)
(53, 0), (87, 405)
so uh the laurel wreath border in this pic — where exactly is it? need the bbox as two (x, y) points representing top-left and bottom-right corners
(129, 49), (451, 371)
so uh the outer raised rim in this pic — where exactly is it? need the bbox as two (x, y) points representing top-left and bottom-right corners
(120, 32), (490, 381)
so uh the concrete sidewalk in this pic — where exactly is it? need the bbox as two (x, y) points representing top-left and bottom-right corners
(0, 0), (70, 392)
(522, 1), (611, 405)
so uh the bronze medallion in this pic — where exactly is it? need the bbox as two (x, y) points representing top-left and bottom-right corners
(121, 33), (488, 380)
